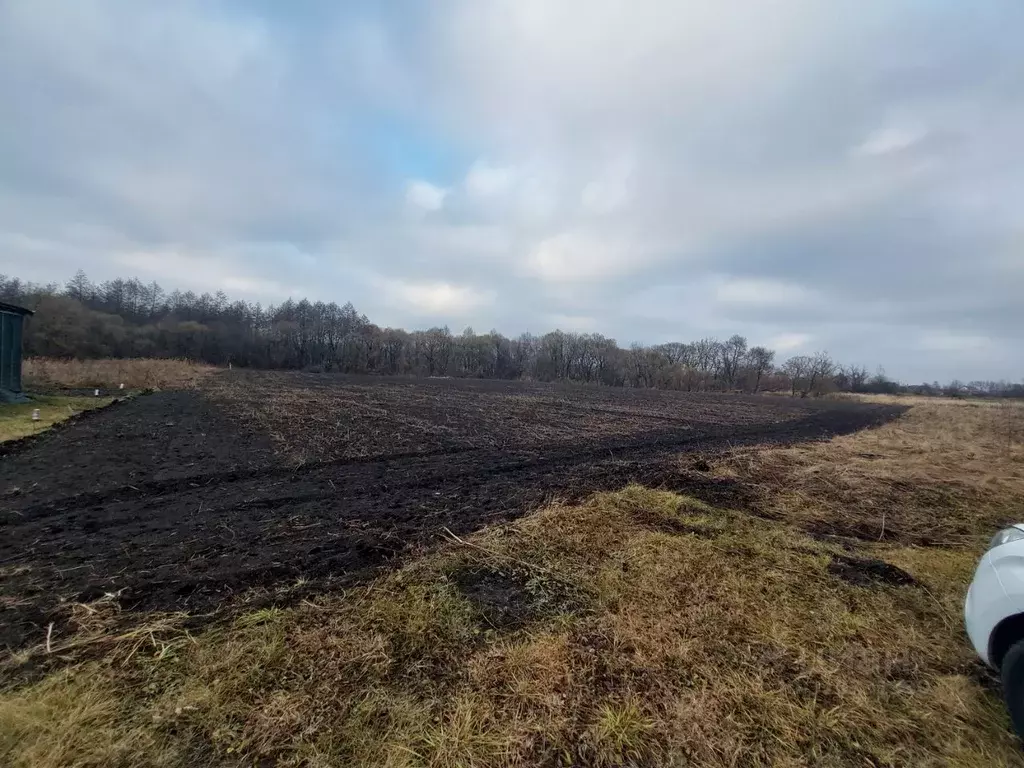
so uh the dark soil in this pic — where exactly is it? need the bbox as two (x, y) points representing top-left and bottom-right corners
(453, 568), (536, 629)
(0, 372), (904, 651)
(451, 566), (586, 630)
(828, 555), (918, 587)
(650, 518), (723, 538)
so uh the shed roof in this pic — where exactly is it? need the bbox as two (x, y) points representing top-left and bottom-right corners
(0, 301), (33, 316)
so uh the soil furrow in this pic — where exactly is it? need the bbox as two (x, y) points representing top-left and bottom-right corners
(0, 372), (904, 651)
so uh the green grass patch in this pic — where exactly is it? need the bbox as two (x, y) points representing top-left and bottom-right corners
(0, 396), (115, 442)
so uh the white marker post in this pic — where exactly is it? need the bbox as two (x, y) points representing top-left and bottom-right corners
(94, 388), (100, 396)
(31, 409), (40, 421)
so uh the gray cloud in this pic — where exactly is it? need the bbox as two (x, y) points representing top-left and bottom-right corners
(1, 0), (1021, 382)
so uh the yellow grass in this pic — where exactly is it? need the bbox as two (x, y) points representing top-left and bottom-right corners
(22, 358), (216, 391)
(718, 396), (1024, 548)
(832, 392), (1023, 408)
(2, 397), (1022, 766)
(0, 396), (114, 442)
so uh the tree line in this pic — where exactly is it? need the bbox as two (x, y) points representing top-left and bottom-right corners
(2, 271), (1021, 398)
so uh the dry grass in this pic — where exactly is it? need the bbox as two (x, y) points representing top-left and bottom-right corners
(0, 396), (114, 442)
(717, 396), (1024, 548)
(2, 398), (1022, 766)
(830, 391), (1022, 409)
(23, 358), (216, 391)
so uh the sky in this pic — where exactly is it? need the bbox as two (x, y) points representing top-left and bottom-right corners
(1, 1), (1022, 383)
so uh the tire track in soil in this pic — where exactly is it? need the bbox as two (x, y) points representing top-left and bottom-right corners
(0, 385), (904, 652)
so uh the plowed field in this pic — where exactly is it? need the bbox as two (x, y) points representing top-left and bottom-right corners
(0, 372), (903, 650)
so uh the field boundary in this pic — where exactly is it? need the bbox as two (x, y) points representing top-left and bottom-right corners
(0, 395), (129, 456)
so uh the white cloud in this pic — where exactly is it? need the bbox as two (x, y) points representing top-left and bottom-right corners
(769, 333), (813, 352)
(854, 125), (928, 157)
(546, 313), (598, 332)
(513, 173), (560, 222)
(919, 332), (994, 352)
(221, 275), (291, 296)
(1, 1), (1022, 381)
(465, 161), (516, 198)
(580, 182), (621, 215)
(406, 180), (448, 211)
(382, 279), (495, 314)
(459, 159), (560, 223)
(114, 246), (305, 300)
(443, 0), (817, 138)
(526, 232), (645, 282)
(580, 155), (634, 214)
(714, 277), (810, 307)
(415, 224), (512, 260)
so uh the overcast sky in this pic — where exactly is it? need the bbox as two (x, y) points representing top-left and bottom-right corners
(2, 1), (1021, 382)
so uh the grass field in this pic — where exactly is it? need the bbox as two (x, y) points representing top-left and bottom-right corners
(23, 357), (215, 391)
(1, 358), (215, 444)
(0, 395), (115, 442)
(2, 392), (1022, 766)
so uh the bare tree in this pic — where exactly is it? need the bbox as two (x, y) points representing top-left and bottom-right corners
(782, 355), (813, 397)
(745, 346), (775, 393)
(65, 269), (93, 303)
(781, 352), (834, 397)
(849, 365), (869, 392)
(809, 351), (836, 395)
(691, 338), (721, 391)
(718, 334), (748, 389)
(25, 269), (1016, 399)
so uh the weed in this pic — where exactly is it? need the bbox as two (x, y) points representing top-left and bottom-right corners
(586, 700), (657, 767)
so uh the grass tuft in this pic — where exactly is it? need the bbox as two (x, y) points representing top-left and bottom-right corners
(586, 700), (658, 767)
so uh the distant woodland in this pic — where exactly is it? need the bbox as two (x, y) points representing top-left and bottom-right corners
(2, 271), (1021, 398)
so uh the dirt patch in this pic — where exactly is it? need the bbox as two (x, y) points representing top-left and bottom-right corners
(962, 659), (1003, 695)
(828, 555), (918, 587)
(649, 518), (723, 538)
(805, 517), (948, 549)
(805, 518), (903, 546)
(884, 657), (1002, 695)
(452, 566), (588, 630)
(453, 567), (535, 629)
(662, 472), (758, 510)
(0, 373), (903, 652)
(755, 644), (841, 709)
(803, 525), (864, 552)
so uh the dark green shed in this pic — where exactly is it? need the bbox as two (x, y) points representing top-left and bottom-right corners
(0, 301), (33, 403)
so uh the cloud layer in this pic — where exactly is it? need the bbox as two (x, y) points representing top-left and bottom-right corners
(2, 0), (1022, 381)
